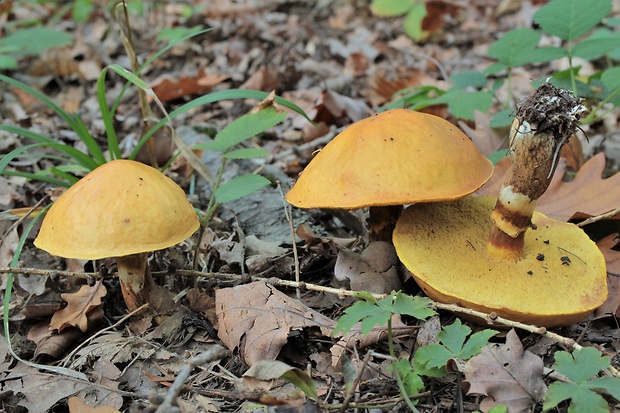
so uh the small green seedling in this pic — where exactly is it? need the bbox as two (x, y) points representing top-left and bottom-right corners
(334, 291), (435, 411)
(390, 358), (425, 397)
(543, 347), (620, 412)
(414, 318), (497, 377)
(333, 291), (435, 337)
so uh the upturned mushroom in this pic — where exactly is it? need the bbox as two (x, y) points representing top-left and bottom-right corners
(393, 83), (608, 327)
(34, 159), (199, 311)
(286, 109), (493, 241)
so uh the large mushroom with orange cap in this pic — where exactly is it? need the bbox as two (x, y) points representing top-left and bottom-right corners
(393, 83), (608, 327)
(286, 109), (494, 241)
(34, 159), (199, 311)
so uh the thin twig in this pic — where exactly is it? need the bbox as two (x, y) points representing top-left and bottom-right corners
(278, 182), (301, 300)
(339, 351), (372, 413)
(576, 207), (620, 227)
(61, 303), (150, 368)
(154, 345), (228, 413)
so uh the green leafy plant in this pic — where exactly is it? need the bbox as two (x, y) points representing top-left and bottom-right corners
(0, 26), (72, 69)
(383, 0), (620, 128)
(414, 318), (497, 378)
(194, 105), (286, 224)
(384, 71), (494, 121)
(370, 0), (428, 41)
(334, 291), (435, 410)
(334, 291), (435, 337)
(543, 347), (620, 412)
(334, 294), (502, 410)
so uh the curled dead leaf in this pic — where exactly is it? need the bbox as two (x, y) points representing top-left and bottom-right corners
(50, 280), (107, 333)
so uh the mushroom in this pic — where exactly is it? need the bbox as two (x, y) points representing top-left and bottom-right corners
(393, 83), (608, 327)
(34, 159), (199, 311)
(286, 109), (493, 241)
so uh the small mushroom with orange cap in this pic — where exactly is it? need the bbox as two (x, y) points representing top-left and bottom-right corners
(286, 108), (494, 241)
(393, 83), (608, 327)
(34, 159), (200, 312)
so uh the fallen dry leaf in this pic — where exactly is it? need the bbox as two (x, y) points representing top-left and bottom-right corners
(478, 153), (620, 221)
(69, 333), (177, 371)
(464, 329), (546, 413)
(240, 65), (280, 91)
(50, 280), (107, 332)
(597, 233), (620, 276)
(29, 320), (87, 360)
(0, 222), (18, 268)
(296, 224), (357, 256)
(68, 397), (121, 413)
(151, 69), (229, 102)
(594, 234), (620, 319)
(243, 359), (311, 392)
(216, 281), (335, 366)
(3, 342), (122, 413)
(334, 241), (401, 294)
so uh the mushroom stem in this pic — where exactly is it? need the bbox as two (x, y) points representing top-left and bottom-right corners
(487, 83), (585, 260)
(369, 205), (402, 242)
(117, 253), (173, 311)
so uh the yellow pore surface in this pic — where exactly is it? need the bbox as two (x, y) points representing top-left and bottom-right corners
(393, 196), (608, 327)
(34, 160), (199, 260)
(286, 109), (493, 209)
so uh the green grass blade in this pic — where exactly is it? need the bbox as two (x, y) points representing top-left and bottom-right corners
(171, 89), (312, 122)
(1, 170), (72, 187)
(69, 113), (106, 164)
(49, 167), (80, 184)
(99, 63), (168, 160)
(110, 28), (213, 115)
(0, 74), (78, 130)
(0, 124), (55, 144)
(3, 205), (88, 381)
(0, 144), (45, 174)
(129, 89), (312, 159)
(97, 66), (122, 159)
(0, 142), (99, 173)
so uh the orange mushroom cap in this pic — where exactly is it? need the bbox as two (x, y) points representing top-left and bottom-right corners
(393, 196), (608, 327)
(286, 109), (493, 209)
(34, 160), (199, 260)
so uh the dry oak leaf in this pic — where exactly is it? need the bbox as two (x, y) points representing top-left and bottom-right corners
(464, 329), (546, 413)
(50, 280), (107, 332)
(152, 69), (229, 102)
(216, 281), (336, 366)
(594, 234), (620, 319)
(478, 153), (620, 221)
(68, 397), (120, 413)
